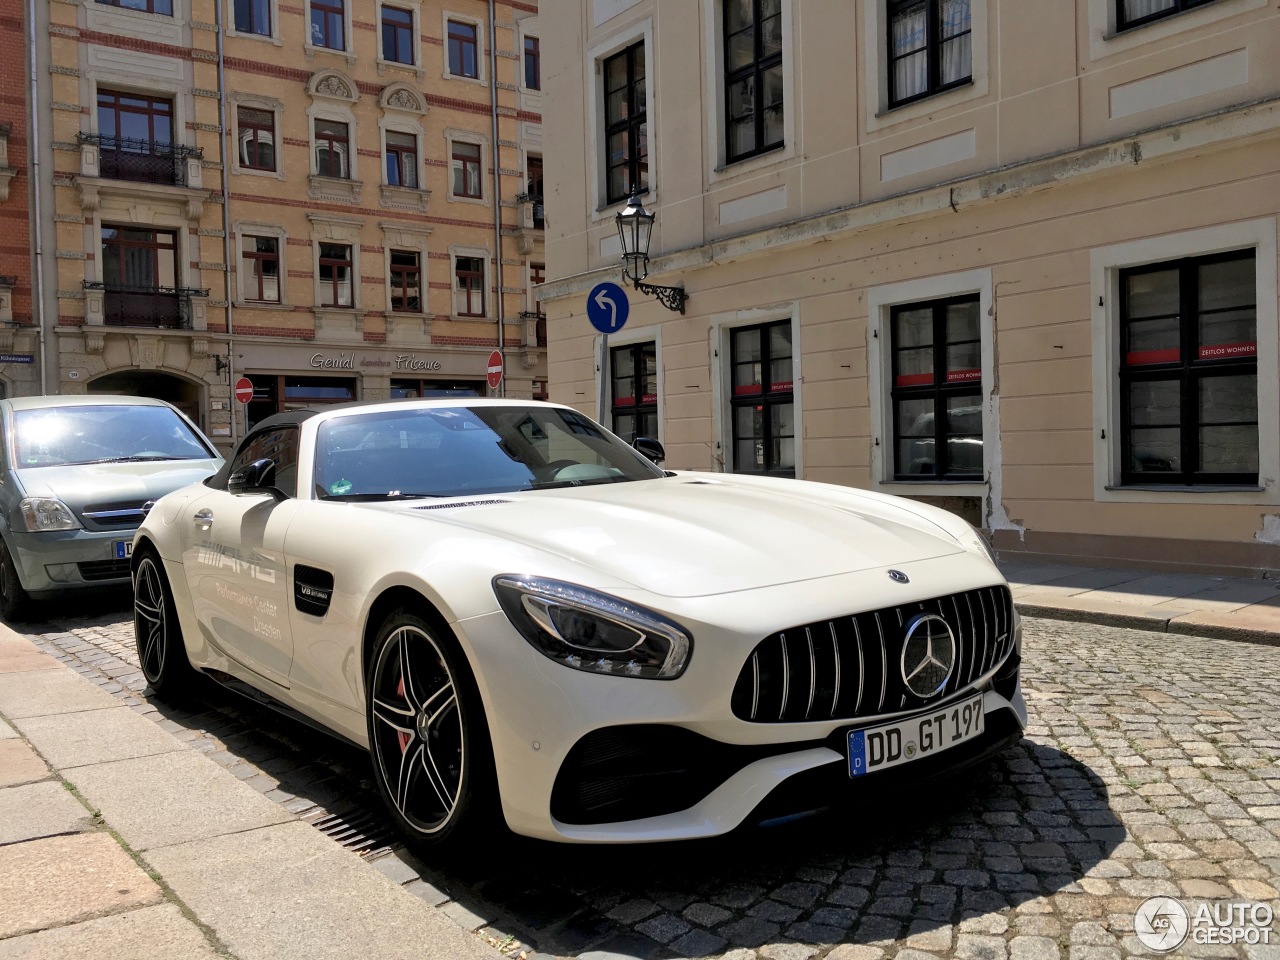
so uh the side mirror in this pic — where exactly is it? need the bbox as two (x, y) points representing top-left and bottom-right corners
(633, 437), (665, 464)
(228, 458), (278, 496)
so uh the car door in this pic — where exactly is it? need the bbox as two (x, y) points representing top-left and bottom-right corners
(180, 425), (300, 689)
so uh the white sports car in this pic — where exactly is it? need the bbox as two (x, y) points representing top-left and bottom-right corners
(132, 399), (1025, 850)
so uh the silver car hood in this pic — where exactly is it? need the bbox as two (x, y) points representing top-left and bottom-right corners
(13, 461), (222, 510)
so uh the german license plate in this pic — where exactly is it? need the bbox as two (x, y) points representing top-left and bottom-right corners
(114, 540), (132, 560)
(848, 693), (985, 778)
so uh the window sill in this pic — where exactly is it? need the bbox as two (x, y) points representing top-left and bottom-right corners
(236, 301), (287, 309)
(879, 79), (975, 118)
(308, 176), (362, 203)
(874, 479), (988, 498)
(226, 30), (282, 46)
(377, 58), (424, 78)
(1105, 484), (1264, 493)
(234, 165), (286, 181)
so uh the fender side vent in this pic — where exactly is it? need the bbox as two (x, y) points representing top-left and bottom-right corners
(294, 564), (334, 617)
(413, 499), (511, 510)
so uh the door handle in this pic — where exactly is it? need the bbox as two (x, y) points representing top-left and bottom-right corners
(193, 508), (213, 525)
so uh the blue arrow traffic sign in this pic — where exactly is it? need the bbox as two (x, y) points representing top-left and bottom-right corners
(587, 281), (630, 334)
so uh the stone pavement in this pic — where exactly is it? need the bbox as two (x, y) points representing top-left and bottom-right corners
(1, 560), (1279, 960)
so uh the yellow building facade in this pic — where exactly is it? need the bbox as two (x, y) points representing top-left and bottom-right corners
(31, 0), (544, 449)
(539, 0), (1280, 577)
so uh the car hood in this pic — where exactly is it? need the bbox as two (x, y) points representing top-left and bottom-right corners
(397, 473), (967, 598)
(13, 460), (223, 509)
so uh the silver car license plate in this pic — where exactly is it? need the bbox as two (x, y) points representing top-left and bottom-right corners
(847, 693), (985, 778)
(114, 540), (132, 560)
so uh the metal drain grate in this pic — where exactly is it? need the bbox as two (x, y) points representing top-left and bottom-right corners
(307, 805), (397, 859)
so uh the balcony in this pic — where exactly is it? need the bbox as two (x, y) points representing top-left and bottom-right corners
(82, 282), (208, 330)
(509, 194), (545, 255)
(77, 134), (203, 187)
(520, 310), (547, 348)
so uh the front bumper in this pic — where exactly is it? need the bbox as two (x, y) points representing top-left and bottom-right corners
(455, 560), (1027, 843)
(5, 528), (135, 598)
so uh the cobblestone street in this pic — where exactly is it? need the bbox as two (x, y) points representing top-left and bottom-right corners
(12, 594), (1280, 960)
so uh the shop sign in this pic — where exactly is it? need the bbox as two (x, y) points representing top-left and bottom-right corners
(307, 352), (443, 372)
(394, 353), (443, 372)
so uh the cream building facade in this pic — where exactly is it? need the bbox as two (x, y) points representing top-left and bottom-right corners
(28, 0), (544, 448)
(538, 0), (1280, 577)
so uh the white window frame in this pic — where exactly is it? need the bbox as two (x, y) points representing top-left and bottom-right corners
(450, 246), (490, 318)
(708, 303), (802, 477)
(442, 11), (486, 84)
(305, 0), (355, 58)
(595, 322), (665, 442)
(862, 0), (989, 133)
(445, 129), (488, 205)
(1090, 218), (1279, 505)
(314, 239), (358, 310)
(519, 21), (541, 92)
(230, 94), (285, 181)
(586, 18), (655, 220)
(1086, 0), (1263, 59)
(308, 104), (358, 181)
(382, 224), (430, 318)
(225, 0), (281, 43)
(867, 269), (995, 503)
(232, 221), (288, 307)
(380, 120), (424, 190)
(377, 0), (424, 75)
(699, 0), (797, 182)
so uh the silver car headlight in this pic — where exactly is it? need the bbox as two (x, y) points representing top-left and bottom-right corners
(18, 498), (83, 532)
(493, 575), (692, 680)
(954, 521), (997, 565)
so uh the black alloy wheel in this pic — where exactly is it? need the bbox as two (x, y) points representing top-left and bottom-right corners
(133, 550), (198, 701)
(0, 539), (30, 622)
(367, 609), (497, 851)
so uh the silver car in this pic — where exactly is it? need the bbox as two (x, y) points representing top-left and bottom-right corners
(0, 395), (223, 620)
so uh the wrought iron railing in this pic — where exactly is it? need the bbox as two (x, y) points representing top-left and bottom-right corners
(520, 310), (547, 347)
(83, 281), (207, 329)
(77, 133), (203, 187)
(515, 193), (545, 230)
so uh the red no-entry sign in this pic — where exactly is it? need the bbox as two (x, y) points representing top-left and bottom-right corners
(486, 350), (503, 390)
(234, 376), (254, 404)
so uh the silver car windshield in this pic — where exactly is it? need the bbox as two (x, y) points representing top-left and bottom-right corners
(13, 405), (214, 468)
(315, 405), (665, 500)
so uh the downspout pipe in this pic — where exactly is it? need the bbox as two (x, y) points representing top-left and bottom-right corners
(489, 0), (505, 396)
(214, 0), (236, 444)
(28, 0), (48, 394)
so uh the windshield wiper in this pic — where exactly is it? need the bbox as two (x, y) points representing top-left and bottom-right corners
(68, 455), (191, 465)
(322, 492), (446, 502)
(527, 475), (639, 491)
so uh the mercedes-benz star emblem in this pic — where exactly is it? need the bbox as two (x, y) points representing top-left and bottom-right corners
(140, 500), (158, 517)
(900, 613), (956, 699)
(888, 570), (910, 584)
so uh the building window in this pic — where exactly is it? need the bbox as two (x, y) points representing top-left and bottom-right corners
(101, 226), (182, 327)
(391, 379), (480, 398)
(385, 130), (418, 187)
(382, 6), (415, 63)
(318, 242), (353, 307)
(96, 0), (173, 14)
(533, 379), (548, 402)
(98, 89), (173, 147)
(724, 0), (784, 163)
(603, 41), (647, 205)
(1117, 0), (1218, 30)
(448, 20), (479, 78)
(524, 36), (541, 89)
(1119, 250), (1257, 485)
(451, 141), (482, 199)
(887, 0), (972, 108)
(314, 119), (349, 178)
(454, 256), (485, 316)
(729, 320), (794, 477)
(234, 0), (272, 35)
(611, 342), (657, 445)
(241, 236), (280, 303)
(389, 250), (421, 312)
(890, 295), (982, 480)
(248, 376), (356, 427)
(311, 0), (345, 50)
(238, 107), (276, 171)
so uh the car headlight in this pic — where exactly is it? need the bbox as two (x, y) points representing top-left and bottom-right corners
(955, 521), (997, 565)
(18, 498), (83, 532)
(493, 575), (692, 680)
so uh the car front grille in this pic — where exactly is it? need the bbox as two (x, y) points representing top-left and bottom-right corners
(730, 584), (1015, 724)
(77, 559), (132, 582)
(81, 499), (151, 529)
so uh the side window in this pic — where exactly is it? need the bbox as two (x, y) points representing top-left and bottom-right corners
(724, 0), (784, 163)
(602, 41), (648, 205)
(1117, 0), (1218, 31)
(610, 341), (658, 444)
(887, 0), (972, 108)
(729, 320), (794, 477)
(229, 428), (301, 497)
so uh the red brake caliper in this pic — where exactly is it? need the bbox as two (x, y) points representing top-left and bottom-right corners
(396, 675), (411, 753)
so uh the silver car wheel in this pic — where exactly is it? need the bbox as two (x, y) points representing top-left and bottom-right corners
(370, 623), (465, 834)
(133, 555), (169, 682)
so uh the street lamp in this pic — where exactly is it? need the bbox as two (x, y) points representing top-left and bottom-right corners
(615, 192), (686, 314)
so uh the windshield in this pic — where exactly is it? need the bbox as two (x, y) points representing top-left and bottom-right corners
(13, 405), (215, 468)
(314, 405), (665, 500)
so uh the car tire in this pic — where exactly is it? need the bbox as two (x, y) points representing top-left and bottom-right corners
(366, 607), (500, 856)
(133, 549), (199, 702)
(0, 538), (31, 622)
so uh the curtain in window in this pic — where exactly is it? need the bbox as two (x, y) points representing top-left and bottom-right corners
(939, 0), (971, 85)
(1123, 0), (1177, 21)
(891, 3), (927, 101)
